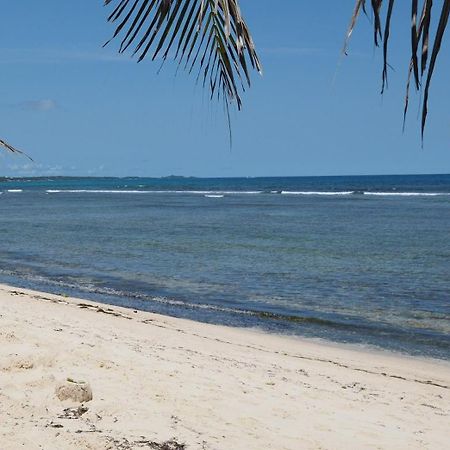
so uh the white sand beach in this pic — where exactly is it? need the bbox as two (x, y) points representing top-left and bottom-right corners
(0, 283), (449, 450)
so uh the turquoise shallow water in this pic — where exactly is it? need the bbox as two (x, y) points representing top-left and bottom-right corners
(1, 174), (449, 359)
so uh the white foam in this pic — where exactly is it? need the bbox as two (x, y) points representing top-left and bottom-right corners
(281, 191), (450, 197)
(43, 189), (450, 197)
(46, 189), (149, 194)
(45, 189), (261, 195)
(281, 191), (353, 195)
(363, 192), (449, 196)
(7, 189), (23, 193)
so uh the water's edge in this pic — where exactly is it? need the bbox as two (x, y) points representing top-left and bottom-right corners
(3, 281), (450, 369)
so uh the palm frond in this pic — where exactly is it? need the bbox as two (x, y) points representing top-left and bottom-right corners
(104, 0), (261, 111)
(344, 0), (450, 140)
(0, 139), (33, 161)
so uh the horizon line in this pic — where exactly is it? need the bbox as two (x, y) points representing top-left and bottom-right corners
(1, 173), (450, 180)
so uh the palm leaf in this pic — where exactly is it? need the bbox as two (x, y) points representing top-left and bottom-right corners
(381, 0), (395, 94)
(0, 139), (33, 161)
(343, 0), (367, 56)
(104, 0), (261, 110)
(345, 0), (450, 140)
(421, 0), (450, 139)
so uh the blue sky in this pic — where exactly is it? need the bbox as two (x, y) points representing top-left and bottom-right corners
(0, 1), (449, 177)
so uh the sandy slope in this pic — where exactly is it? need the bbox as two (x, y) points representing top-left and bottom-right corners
(0, 283), (449, 450)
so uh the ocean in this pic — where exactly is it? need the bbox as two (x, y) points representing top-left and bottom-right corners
(0, 174), (449, 359)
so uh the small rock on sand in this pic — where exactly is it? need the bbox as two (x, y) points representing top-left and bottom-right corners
(55, 380), (93, 403)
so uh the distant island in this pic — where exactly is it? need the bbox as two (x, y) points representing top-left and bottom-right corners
(162, 175), (198, 180)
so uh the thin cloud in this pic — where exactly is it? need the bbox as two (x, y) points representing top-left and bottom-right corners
(19, 99), (58, 112)
(1, 160), (109, 177)
(2, 161), (72, 177)
(0, 47), (132, 65)
(260, 47), (324, 56)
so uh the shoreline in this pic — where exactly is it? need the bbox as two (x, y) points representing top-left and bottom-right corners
(3, 276), (448, 362)
(2, 282), (449, 370)
(1, 283), (449, 449)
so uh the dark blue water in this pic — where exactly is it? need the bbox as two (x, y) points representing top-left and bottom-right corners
(1, 174), (449, 359)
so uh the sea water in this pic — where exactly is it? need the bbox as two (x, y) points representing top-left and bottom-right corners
(1, 174), (449, 359)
